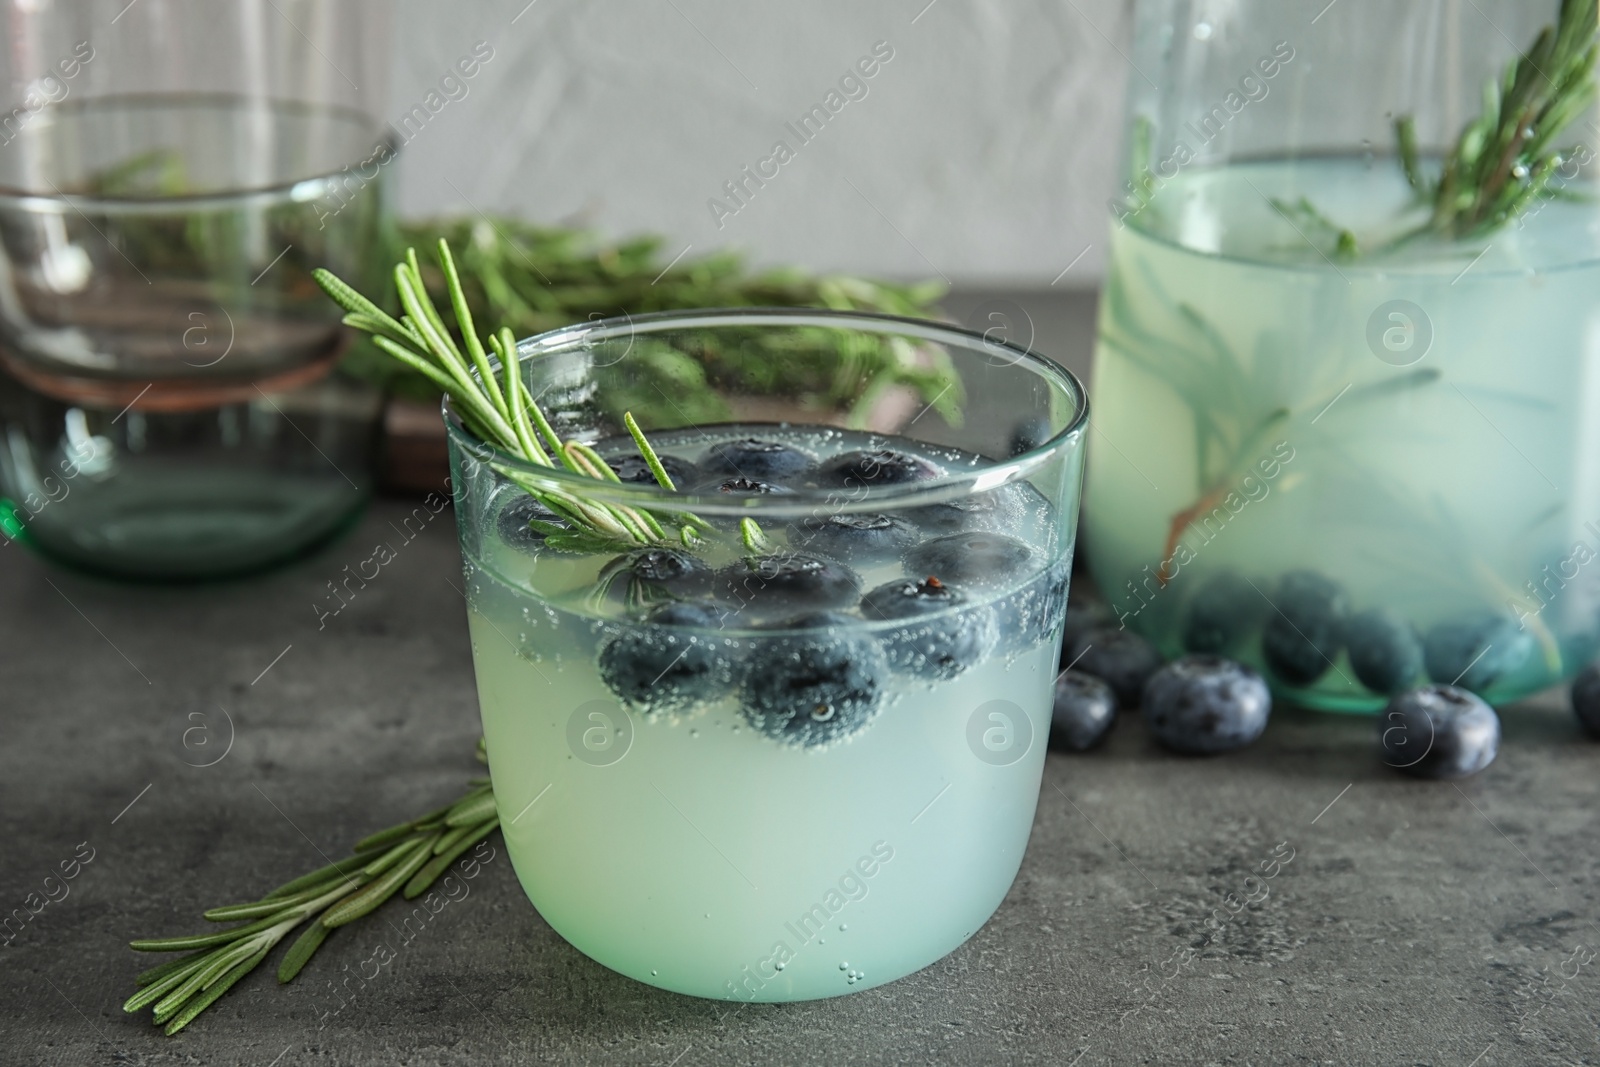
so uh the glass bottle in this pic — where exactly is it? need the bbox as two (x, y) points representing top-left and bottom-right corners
(1086, 0), (1600, 710)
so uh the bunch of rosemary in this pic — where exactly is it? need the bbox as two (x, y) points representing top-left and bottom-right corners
(344, 216), (955, 428)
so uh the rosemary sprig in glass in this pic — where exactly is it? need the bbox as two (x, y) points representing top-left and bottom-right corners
(315, 238), (749, 554)
(1399, 0), (1597, 240)
(125, 746), (497, 1035)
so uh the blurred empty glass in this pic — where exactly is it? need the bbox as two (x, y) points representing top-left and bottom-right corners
(0, 0), (395, 579)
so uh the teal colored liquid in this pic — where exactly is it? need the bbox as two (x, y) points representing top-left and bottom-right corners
(462, 427), (1068, 1000)
(1086, 157), (1600, 711)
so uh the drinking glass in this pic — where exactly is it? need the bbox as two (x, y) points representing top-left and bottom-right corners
(1086, 0), (1600, 710)
(446, 310), (1087, 1000)
(0, 0), (394, 579)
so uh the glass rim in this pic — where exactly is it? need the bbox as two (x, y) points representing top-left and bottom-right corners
(0, 92), (396, 206)
(442, 307), (1089, 517)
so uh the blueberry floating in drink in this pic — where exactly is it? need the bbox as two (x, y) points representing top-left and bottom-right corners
(903, 532), (1034, 590)
(717, 552), (863, 619)
(1260, 570), (1346, 686)
(712, 476), (794, 496)
(1180, 570), (1261, 655)
(789, 513), (920, 562)
(740, 616), (888, 747)
(607, 452), (700, 488)
(599, 601), (740, 717)
(1422, 613), (1534, 692)
(816, 448), (942, 489)
(496, 493), (567, 552)
(860, 576), (997, 680)
(1065, 625), (1163, 706)
(605, 546), (716, 602)
(1344, 608), (1424, 695)
(700, 437), (816, 484)
(1378, 685), (1499, 779)
(911, 485), (1035, 536)
(1050, 670), (1118, 751)
(1142, 655), (1271, 755)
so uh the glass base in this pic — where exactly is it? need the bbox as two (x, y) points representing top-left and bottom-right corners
(2, 469), (369, 581)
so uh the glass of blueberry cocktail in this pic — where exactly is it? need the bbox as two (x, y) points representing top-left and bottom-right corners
(444, 309), (1086, 1000)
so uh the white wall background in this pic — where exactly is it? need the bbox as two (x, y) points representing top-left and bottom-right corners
(387, 0), (1133, 288)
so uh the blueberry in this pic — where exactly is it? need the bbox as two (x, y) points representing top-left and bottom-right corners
(711, 476), (794, 496)
(1061, 593), (1115, 660)
(700, 438), (815, 483)
(1261, 570), (1346, 686)
(607, 453), (700, 489)
(999, 556), (1071, 653)
(1066, 625), (1164, 706)
(788, 513), (920, 562)
(598, 601), (739, 716)
(1344, 608), (1424, 695)
(602, 547), (715, 604)
(740, 627), (887, 747)
(1050, 670), (1117, 751)
(1422, 614), (1535, 693)
(815, 448), (942, 489)
(903, 532), (1034, 591)
(717, 553), (862, 620)
(1378, 684), (1499, 779)
(495, 493), (566, 551)
(1181, 570), (1262, 655)
(1142, 655), (1271, 755)
(1570, 662), (1600, 738)
(1010, 415), (1052, 457)
(909, 491), (1018, 536)
(860, 576), (997, 680)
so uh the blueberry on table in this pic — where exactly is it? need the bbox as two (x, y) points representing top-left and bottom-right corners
(711, 476), (794, 496)
(1050, 670), (1117, 751)
(598, 601), (739, 717)
(1061, 594), (1114, 660)
(1344, 608), (1424, 695)
(1142, 655), (1271, 755)
(903, 532), (1035, 591)
(815, 449), (942, 489)
(607, 453), (700, 489)
(1181, 570), (1262, 655)
(700, 438), (816, 484)
(1065, 625), (1164, 706)
(741, 627), (888, 747)
(1422, 614), (1534, 693)
(1571, 661), (1600, 738)
(860, 576), (997, 680)
(1378, 684), (1499, 779)
(608, 547), (715, 600)
(1260, 570), (1347, 686)
(717, 553), (863, 619)
(496, 493), (566, 551)
(789, 513), (920, 562)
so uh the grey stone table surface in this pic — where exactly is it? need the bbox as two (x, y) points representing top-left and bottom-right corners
(5, 291), (1600, 1067)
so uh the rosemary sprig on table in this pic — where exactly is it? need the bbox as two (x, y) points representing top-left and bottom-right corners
(1400, 0), (1597, 240)
(315, 239), (740, 554)
(125, 747), (497, 1035)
